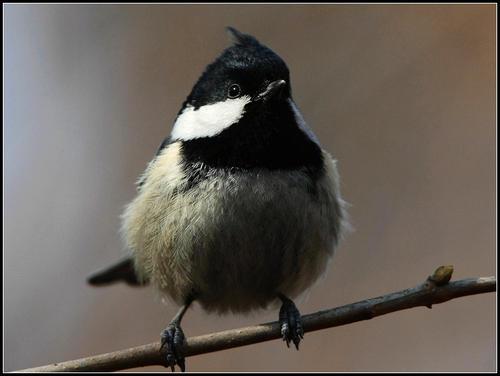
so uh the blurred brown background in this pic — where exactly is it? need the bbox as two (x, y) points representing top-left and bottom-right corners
(4, 4), (496, 372)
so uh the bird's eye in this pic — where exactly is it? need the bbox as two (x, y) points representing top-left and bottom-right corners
(228, 84), (241, 99)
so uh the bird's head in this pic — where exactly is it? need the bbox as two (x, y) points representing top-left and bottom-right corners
(169, 27), (322, 175)
(171, 27), (293, 141)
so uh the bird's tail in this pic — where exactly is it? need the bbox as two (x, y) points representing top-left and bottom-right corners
(87, 257), (146, 287)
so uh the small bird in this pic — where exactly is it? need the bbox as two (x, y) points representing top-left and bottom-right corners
(88, 27), (348, 372)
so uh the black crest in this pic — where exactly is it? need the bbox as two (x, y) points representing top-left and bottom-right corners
(158, 27), (324, 190)
(183, 27), (290, 109)
(226, 26), (260, 47)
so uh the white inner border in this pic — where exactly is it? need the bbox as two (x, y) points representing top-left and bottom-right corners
(170, 96), (251, 141)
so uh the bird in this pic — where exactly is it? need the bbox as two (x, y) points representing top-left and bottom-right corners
(88, 27), (348, 372)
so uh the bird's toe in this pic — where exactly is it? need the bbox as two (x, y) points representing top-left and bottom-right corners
(160, 322), (186, 372)
(279, 298), (304, 350)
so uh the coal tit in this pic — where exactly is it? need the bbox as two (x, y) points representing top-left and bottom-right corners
(88, 27), (348, 372)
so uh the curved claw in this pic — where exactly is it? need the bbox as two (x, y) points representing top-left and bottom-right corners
(279, 297), (304, 351)
(160, 323), (186, 372)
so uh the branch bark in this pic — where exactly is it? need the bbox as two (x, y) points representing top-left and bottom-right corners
(17, 266), (496, 372)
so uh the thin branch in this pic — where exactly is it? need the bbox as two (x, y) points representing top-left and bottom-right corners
(17, 266), (496, 372)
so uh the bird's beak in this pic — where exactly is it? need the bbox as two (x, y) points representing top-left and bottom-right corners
(254, 80), (287, 102)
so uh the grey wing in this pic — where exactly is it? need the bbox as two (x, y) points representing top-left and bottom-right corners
(89, 136), (175, 287)
(137, 135), (173, 190)
(289, 99), (321, 146)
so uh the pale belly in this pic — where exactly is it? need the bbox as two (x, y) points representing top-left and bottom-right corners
(121, 143), (345, 313)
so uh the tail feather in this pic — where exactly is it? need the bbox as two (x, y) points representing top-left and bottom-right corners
(87, 257), (146, 287)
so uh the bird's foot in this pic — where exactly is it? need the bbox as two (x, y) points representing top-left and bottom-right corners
(160, 322), (186, 372)
(279, 297), (304, 350)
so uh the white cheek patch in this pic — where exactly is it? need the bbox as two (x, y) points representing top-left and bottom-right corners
(171, 96), (251, 141)
(288, 99), (320, 145)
